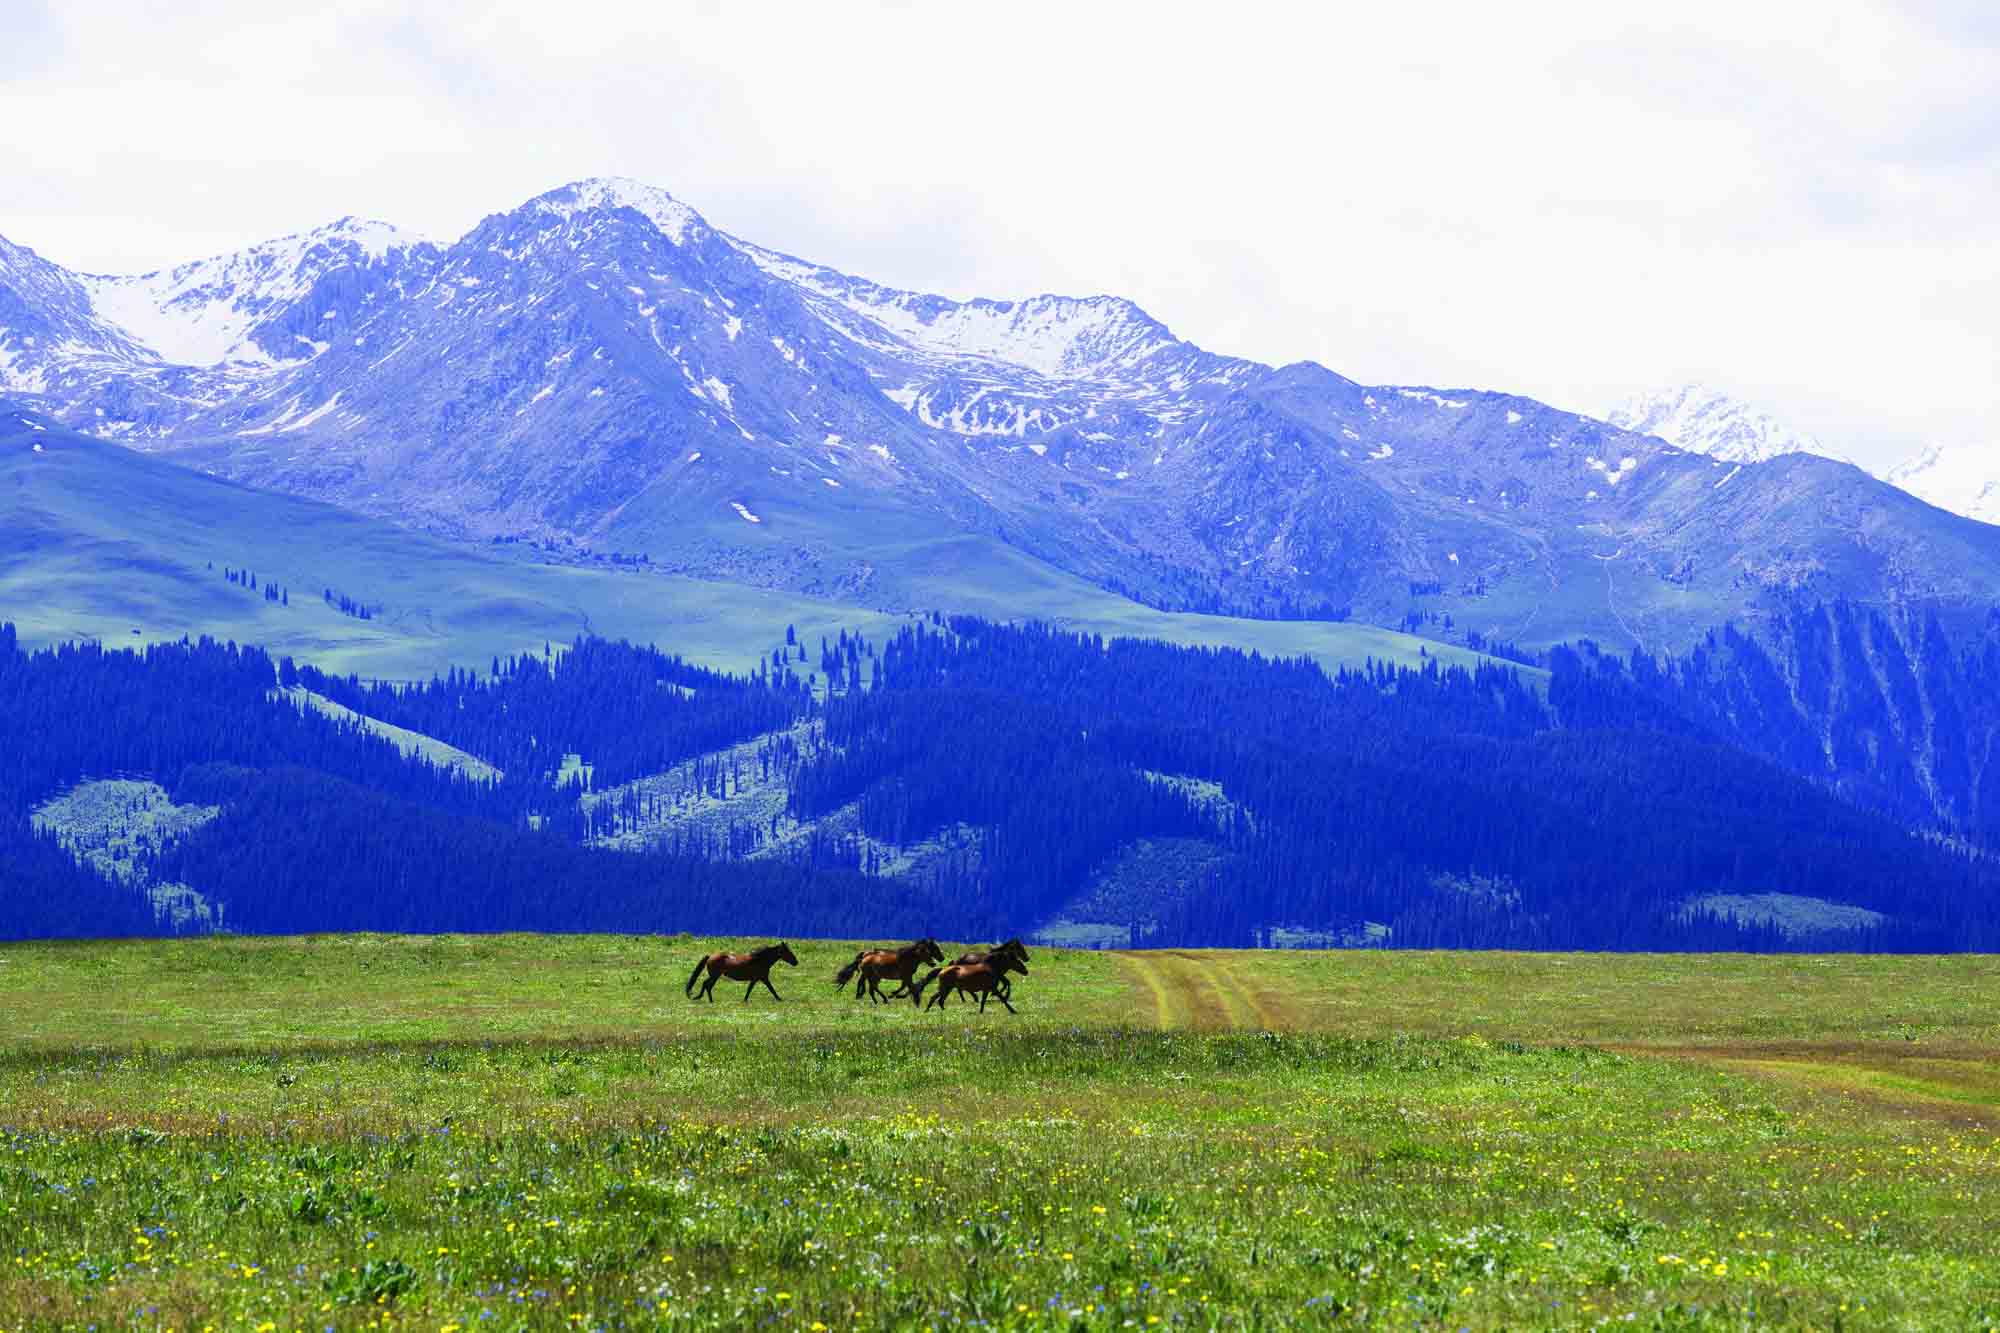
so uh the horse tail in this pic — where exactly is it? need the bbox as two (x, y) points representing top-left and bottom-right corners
(833, 953), (863, 988)
(684, 954), (708, 997)
(910, 966), (943, 1005)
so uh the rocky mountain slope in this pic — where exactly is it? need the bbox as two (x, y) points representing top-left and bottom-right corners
(7, 180), (2000, 652)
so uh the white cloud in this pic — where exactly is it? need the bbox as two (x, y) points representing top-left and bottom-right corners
(1, 1), (1995, 465)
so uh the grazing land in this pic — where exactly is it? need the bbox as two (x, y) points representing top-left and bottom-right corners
(1, 938), (1997, 1329)
(1, 420), (1515, 685)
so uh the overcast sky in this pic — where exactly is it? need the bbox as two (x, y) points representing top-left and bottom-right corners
(4, 0), (1995, 465)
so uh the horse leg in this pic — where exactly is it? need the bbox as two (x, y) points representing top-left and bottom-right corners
(744, 980), (757, 1002)
(977, 989), (989, 1013)
(764, 976), (782, 1001)
(702, 972), (717, 1003)
(996, 990), (1017, 1014)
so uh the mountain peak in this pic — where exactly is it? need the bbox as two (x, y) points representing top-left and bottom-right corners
(1886, 442), (2000, 525)
(529, 177), (706, 246)
(1607, 382), (1842, 465)
(305, 216), (431, 260)
(71, 217), (434, 368)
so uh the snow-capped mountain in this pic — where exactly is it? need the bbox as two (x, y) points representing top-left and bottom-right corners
(0, 232), (150, 393)
(0, 217), (437, 439)
(1608, 386), (2000, 529)
(80, 217), (433, 367)
(1885, 444), (2000, 526)
(1607, 383), (1844, 465)
(7, 178), (2000, 651)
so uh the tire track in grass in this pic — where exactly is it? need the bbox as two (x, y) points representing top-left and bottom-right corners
(1167, 951), (1258, 1029)
(1209, 951), (1315, 1030)
(1114, 952), (1236, 1031)
(1120, 951), (1179, 1029)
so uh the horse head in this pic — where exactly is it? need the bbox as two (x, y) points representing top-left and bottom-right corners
(920, 937), (946, 964)
(776, 942), (799, 967)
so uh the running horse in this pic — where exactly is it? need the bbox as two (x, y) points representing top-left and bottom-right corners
(912, 951), (1029, 1014)
(894, 938), (1029, 1003)
(832, 938), (945, 1003)
(684, 941), (799, 1003)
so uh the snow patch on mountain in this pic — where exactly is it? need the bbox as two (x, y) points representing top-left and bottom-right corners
(0, 337), (41, 394)
(1586, 455), (1638, 486)
(280, 392), (343, 434)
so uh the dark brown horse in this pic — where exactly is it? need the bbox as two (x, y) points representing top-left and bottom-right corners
(685, 942), (798, 1003)
(833, 938), (944, 1003)
(913, 953), (1028, 1013)
(894, 938), (1030, 1002)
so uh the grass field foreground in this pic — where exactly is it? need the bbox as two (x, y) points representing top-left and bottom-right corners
(1, 936), (1998, 1329)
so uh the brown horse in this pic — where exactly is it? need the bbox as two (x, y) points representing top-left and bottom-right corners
(893, 938), (1030, 1002)
(833, 938), (944, 1003)
(913, 953), (1028, 1013)
(685, 941), (798, 1003)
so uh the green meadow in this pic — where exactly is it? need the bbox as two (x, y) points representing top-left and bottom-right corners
(1, 422), (1517, 683)
(1, 936), (1997, 1329)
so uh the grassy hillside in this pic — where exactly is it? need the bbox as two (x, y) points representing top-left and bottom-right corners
(0, 408), (1524, 683)
(3, 935), (1997, 1327)
(276, 685), (505, 782)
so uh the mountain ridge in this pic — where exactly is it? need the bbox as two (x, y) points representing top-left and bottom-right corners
(6, 179), (2000, 653)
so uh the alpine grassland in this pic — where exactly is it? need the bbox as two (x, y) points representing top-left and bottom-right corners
(1, 421), (1511, 686)
(2, 937), (1998, 1329)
